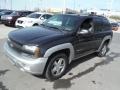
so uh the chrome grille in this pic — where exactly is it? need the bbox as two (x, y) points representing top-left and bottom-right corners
(7, 39), (22, 50)
(17, 20), (23, 24)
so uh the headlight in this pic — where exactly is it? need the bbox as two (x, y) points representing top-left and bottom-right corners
(7, 17), (12, 19)
(22, 45), (41, 58)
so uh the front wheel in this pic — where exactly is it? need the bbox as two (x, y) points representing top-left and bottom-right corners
(97, 44), (108, 57)
(33, 24), (39, 26)
(45, 53), (68, 81)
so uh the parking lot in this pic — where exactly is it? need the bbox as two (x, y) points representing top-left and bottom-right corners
(0, 24), (120, 90)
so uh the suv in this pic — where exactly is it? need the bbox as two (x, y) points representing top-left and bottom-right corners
(1, 11), (33, 26)
(4, 14), (113, 80)
(15, 12), (53, 28)
(0, 10), (13, 23)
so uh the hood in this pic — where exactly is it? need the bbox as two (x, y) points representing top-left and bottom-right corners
(9, 26), (64, 45)
(1, 15), (9, 20)
(18, 17), (39, 22)
(6, 14), (19, 17)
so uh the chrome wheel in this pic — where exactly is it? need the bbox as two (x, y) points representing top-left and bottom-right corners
(101, 45), (107, 55)
(51, 58), (65, 76)
(97, 44), (108, 57)
(45, 53), (68, 80)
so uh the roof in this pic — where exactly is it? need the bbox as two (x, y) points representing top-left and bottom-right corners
(33, 12), (53, 15)
(58, 14), (106, 19)
(15, 10), (33, 13)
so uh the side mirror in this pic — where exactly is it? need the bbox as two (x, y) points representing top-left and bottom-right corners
(77, 29), (89, 35)
(40, 17), (44, 20)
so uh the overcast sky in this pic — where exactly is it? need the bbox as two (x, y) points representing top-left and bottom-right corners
(0, 0), (119, 11)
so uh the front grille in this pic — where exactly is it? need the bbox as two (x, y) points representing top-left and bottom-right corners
(1, 16), (6, 20)
(7, 39), (22, 51)
(17, 20), (23, 24)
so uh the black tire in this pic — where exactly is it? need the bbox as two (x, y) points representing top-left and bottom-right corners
(33, 24), (38, 26)
(45, 53), (68, 81)
(97, 43), (108, 57)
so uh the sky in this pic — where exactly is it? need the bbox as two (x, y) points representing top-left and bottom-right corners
(0, 0), (120, 11)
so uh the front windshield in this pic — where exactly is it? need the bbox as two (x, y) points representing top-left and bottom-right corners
(10, 11), (19, 15)
(42, 15), (79, 31)
(27, 13), (41, 18)
(0, 11), (9, 15)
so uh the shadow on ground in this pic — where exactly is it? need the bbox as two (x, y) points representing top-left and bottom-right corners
(0, 38), (10, 90)
(53, 52), (120, 89)
(0, 69), (9, 90)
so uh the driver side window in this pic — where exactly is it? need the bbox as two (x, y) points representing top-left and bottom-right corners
(79, 18), (94, 33)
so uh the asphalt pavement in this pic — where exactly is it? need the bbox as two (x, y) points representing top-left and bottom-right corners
(0, 25), (120, 90)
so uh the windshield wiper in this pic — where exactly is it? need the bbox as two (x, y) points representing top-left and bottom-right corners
(40, 24), (64, 32)
(48, 26), (60, 29)
(49, 26), (64, 32)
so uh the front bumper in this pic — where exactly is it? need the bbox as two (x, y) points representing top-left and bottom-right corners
(1, 19), (13, 25)
(15, 22), (33, 28)
(4, 42), (48, 75)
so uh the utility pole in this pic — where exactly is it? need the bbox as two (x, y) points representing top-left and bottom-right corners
(107, 0), (114, 11)
(45, 0), (47, 12)
(4, 0), (6, 9)
(63, 0), (66, 14)
(74, 0), (75, 10)
(110, 0), (114, 11)
(11, 0), (12, 10)
(0, 0), (1, 9)
(25, 0), (27, 10)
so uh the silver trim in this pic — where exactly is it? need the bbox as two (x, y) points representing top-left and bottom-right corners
(4, 42), (48, 75)
(44, 43), (75, 63)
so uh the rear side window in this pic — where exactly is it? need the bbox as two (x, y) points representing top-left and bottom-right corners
(102, 17), (111, 31)
(94, 17), (111, 33)
(94, 17), (103, 33)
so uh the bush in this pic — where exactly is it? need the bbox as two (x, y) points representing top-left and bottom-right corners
(110, 16), (120, 20)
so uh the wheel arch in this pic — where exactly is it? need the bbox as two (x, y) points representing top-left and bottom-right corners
(97, 35), (112, 52)
(43, 43), (74, 75)
(43, 43), (75, 63)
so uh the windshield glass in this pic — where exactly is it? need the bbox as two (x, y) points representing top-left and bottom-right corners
(10, 11), (19, 15)
(27, 13), (41, 18)
(0, 11), (10, 15)
(42, 15), (79, 31)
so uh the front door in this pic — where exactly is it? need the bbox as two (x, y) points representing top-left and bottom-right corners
(73, 18), (97, 59)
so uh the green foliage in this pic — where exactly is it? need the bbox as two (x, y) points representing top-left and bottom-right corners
(110, 16), (120, 20)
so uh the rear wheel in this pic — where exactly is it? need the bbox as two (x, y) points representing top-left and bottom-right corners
(97, 43), (108, 57)
(45, 53), (68, 81)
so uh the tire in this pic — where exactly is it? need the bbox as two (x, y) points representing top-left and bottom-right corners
(45, 53), (68, 81)
(33, 24), (38, 26)
(97, 43), (108, 57)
